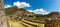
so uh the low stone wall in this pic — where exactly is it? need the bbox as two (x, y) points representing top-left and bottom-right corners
(45, 19), (60, 27)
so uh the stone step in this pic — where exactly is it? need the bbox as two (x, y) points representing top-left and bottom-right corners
(20, 21), (35, 27)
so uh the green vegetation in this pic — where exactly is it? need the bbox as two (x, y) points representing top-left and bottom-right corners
(27, 17), (45, 21)
(6, 18), (10, 27)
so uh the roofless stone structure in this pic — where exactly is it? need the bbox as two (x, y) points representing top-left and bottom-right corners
(0, 0), (7, 27)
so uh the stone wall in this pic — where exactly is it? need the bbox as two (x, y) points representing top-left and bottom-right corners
(45, 19), (60, 27)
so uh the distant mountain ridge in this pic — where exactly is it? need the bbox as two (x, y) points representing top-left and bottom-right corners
(5, 6), (60, 18)
(5, 6), (29, 15)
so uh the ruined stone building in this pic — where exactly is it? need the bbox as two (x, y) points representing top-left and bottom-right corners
(0, 0), (7, 27)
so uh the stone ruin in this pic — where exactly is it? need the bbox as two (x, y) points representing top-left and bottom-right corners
(0, 0), (7, 27)
(45, 19), (60, 27)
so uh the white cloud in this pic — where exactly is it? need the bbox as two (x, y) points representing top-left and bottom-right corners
(14, 1), (31, 8)
(27, 8), (50, 15)
(27, 10), (34, 12)
(4, 5), (11, 8)
(4, 1), (31, 8)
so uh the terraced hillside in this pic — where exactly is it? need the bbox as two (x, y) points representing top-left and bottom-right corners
(6, 17), (45, 27)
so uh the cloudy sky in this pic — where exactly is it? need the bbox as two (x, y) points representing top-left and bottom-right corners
(4, 0), (60, 15)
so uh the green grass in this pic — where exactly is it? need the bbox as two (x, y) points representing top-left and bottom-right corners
(6, 18), (10, 27)
(27, 17), (45, 22)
